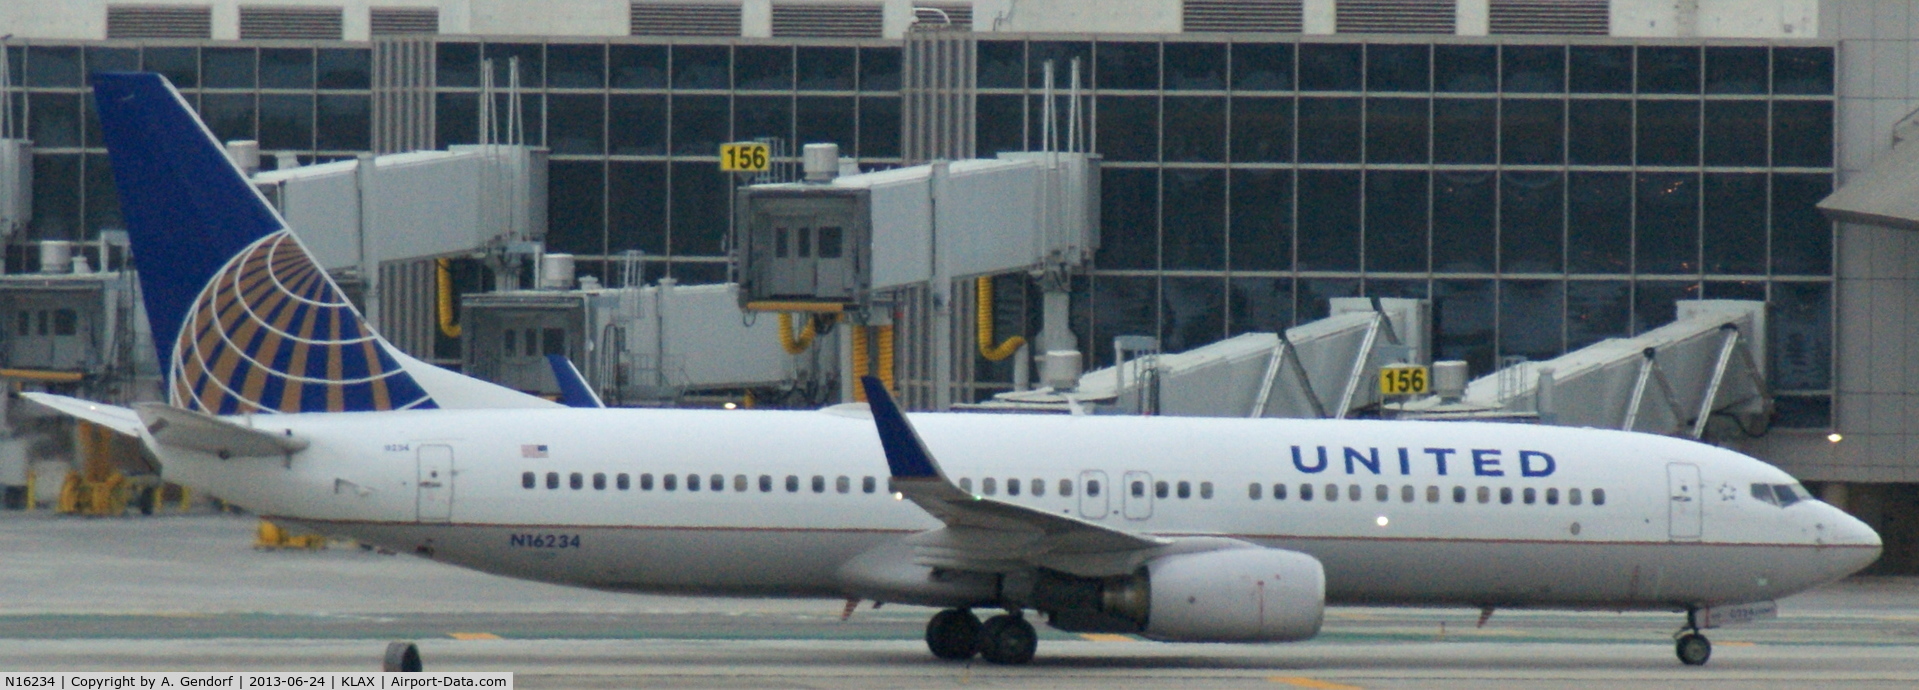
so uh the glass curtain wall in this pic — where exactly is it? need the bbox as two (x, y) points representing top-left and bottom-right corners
(977, 37), (1835, 425)
(10, 42), (371, 254)
(430, 39), (904, 285)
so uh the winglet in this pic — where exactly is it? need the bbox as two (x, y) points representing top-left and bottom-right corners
(547, 355), (605, 408)
(860, 376), (940, 479)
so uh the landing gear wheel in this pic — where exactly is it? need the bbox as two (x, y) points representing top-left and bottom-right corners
(977, 613), (1038, 665)
(1675, 633), (1711, 666)
(383, 641), (422, 672)
(925, 609), (982, 660)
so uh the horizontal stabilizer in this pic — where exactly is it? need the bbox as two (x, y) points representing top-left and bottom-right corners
(21, 393), (144, 437)
(135, 403), (309, 458)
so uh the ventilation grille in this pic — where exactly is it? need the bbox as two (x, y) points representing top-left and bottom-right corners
(912, 3), (973, 30)
(1336, 0), (1454, 34)
(772, 4), (884, 38)
(370, 7), (439, 35)
(1489, 0), (1608, 35)
(239, 6), (344, 40)
(106, 5), (213, 39)
(1183, 0), (1304, 33)
(630, 3), (742, 36)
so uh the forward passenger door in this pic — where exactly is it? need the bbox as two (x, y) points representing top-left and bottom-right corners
(1667, 462), (1702, 540)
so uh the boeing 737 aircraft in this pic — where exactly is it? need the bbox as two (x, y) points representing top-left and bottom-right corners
(32, 73), (1881, 669)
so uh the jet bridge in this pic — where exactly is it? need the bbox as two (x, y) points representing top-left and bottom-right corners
(966, 298), (1429, 417)
(1398, 300), (1770, 439)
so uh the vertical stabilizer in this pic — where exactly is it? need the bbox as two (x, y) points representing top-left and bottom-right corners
(92, 73), (556, 413)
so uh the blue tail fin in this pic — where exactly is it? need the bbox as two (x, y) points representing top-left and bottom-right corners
(93, 73), (552, 414)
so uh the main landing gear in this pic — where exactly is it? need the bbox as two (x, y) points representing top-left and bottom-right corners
(1674, 607), (1712, 666)
(925, 608), (1038, 665)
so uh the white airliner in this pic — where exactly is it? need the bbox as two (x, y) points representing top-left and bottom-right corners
(34, 73), (1880, 669)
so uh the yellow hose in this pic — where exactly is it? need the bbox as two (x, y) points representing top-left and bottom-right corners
(976, 276), (1025, 362)
(436, 258), (462, 339)
(876, 324), (895, 393)
(777, 312), (817, 354)
(850, 325), (871, 402)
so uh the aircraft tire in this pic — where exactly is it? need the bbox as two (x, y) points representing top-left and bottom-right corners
(977, 614), (1037, 665)
(1675, 633), (1711, 666)
(925, 609), (982, 660)
(383, 641), (422, 672)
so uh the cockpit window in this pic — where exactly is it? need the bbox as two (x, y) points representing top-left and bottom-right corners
(1752, 482), (1810, 507)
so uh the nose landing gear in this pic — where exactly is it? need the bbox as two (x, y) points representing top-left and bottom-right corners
(924, 608), (1038, 665)
(1674, 607), (1712, 666)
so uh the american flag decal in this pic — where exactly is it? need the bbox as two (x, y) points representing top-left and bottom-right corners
(522, 444), (549, 458)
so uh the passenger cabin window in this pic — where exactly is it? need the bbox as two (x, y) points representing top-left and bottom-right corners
(1325, 483), (1338, 502)
(983, 478), (997, 495)
(1476, 486), (1490, 504)
(1200, 482), (1213, 499)
(1453, 486), (1467, 503)
(864, 476), (877, 493)
(1499, 487), (1512, 504)
(546, 472), (559, 489)
(1401, 485), (1414, 502)
(1007, 478), (1020, 496)
(664, 474), (678, 491)
(761, 475), (773, 492)
(1031, 478), (1044, 496)
(570, 473), (583, 490)
(1132, 481), (1146, 498)
(1175, 481), (1189, 499)
(710, 474), (723, 491)
(522, 472), (535, 489)
(1376, 484), (1389, 502)
(1249, 483), (1263, 500)
(735, 475), (748, 492)
(1059, 479), (1074, 497)
(786, 475), (799, 492)
(1427, 485), (1440, 503)
(1153, 481), (1167, 499)
(1545, 487), (1559, 505)
(1272, 483), (1288, 500)
(686, 473), (700, 492)
(1593, 488), (1607, 505)
(593, 472), (606, 490)
(812, 475), (826, 493)
(1569, 488), (1583, 505)
(1086, 479), (1101, 497)
(1524, 487), (1536, 504)
(1347, 484), (1361, 502)
(617, 473), (630, 490)
(641, 473), (654, 490)
(836, 475), (850, 494)
(959, 478), (972, 492)
(1300, 483), (1314, 501)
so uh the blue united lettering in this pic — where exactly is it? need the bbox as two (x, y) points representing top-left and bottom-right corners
(1283, 445), (1556, 478)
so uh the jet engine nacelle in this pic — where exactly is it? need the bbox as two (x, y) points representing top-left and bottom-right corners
(1135, 547), (1325, 642)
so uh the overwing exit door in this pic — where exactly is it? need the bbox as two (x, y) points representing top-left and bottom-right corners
(1122, 471), (1154, 520)
(1077, 470), (1108, 519)
(417, 445), (454, 522)
(1667, 462), (1702, 540)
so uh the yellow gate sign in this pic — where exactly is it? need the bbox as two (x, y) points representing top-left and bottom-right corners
(1379, 364), (1429, 395)
(720, 142), (770, 172)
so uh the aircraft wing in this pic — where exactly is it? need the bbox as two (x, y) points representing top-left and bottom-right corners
(859, 377), (1171, 576)
(22, 393), (145, 437)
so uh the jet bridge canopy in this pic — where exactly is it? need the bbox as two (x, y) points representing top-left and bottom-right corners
(1398, 300), (1769, 439)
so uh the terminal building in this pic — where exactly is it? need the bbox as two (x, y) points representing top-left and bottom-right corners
(0, 0), (1916, 571)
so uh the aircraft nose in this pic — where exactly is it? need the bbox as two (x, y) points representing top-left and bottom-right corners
(1819, 503), (1882, 575)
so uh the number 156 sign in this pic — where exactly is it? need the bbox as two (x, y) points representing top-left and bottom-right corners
(720, 142), (770, 172)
